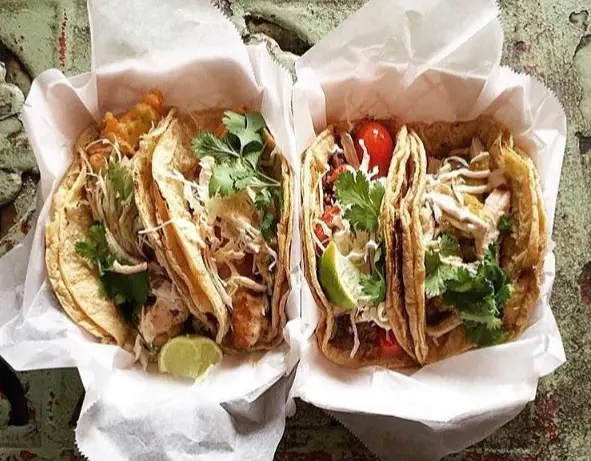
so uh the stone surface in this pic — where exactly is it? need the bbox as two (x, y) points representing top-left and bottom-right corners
(0, 170), (22, 206)
(0, 72), (23, 120)
(0, 0), (589, 460)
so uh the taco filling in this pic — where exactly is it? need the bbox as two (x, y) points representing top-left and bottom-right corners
(313, 121), (404, 360)
(420, 137), (514, 347)
(74, 90), (191, 357)
(160, 109), (291, 351)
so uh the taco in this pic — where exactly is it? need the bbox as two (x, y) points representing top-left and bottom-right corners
(397, 117), (547, 364)
(46, 90), (196, 359)
(301, 120), (417, 369)
(150, 109), (293, 352)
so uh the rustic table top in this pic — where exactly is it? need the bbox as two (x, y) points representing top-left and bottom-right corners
(0, 0), (589, 460)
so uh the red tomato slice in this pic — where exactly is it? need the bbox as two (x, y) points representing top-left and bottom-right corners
(354, 121), (394, 177)
(377, 329), (402, 357)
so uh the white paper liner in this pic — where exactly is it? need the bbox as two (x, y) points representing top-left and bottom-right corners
(290, 0), (566, 459)
(0, 1), (300, 460)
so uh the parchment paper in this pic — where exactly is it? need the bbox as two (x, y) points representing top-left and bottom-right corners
(291, 0), (566, 459)
(0, 1), (300, 460)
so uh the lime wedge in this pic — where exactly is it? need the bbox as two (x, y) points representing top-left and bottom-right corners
(319, 241), (360, 309)
(158, 335), (223, 380)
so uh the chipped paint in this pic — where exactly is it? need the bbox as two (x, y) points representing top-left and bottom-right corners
(578, 261), (591, 305)
(58, 12), (67, 69)
(514, 41), (531, 53)
(533, 393), (559, 444)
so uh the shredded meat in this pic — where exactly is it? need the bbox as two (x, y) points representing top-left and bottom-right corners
(329, 317), (381, 360)
(231, 289), (269, 350)
(322, 154), (346, 206)
(475, 189), (511, 257)
(139, 298), (189, 346)
(325, 164), (346, 186)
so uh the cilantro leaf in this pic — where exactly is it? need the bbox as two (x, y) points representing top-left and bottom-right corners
(191, 110), (281, 213)
(439, 234), (459, 257)
(107, 161), (134, 204)
(75, 222), (150, 329)
(334, 170), (366, 206)
(75, 223), (114, 274)
(255, 188), (273, 210)
(255, 187), (282, 212)
(261, 211), (276, 243)
(75, 241), (98, 262)
(192, 133), (239, 162)
(209, 163), (241, 197)
(495, 283), (513, 307)
(222, 111), (265, 155)
(424, 241), (512, 347)
(424, 248), (459, 298)
(101, 270), (150, 327)
(462, 320), (507, 347)
(425, 263), (457, 298)
(498, 215), (513, 232)
(359, 272), (386, 307)
(334, 170), (384, 232)
(243, 145), (263, 170)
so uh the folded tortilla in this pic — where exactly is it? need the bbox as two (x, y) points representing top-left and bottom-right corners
(400, 117), (547, 364)
(150, 109), (293, 352)
(46, 94), (193, 354)
(46, 126), (133, 349)
(301, 121), (417, 369)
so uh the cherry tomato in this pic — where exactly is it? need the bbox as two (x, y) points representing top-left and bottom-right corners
(354, 121), (394, 177)
(377, 329), (402, 357)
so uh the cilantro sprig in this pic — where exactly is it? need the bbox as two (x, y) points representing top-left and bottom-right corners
(332, 170), (386, 305)
(424, 235), (512, 347)
(359, 246), (386, 307)
(498, 215), (513, 232)
(191, 111), (281, 243)
(334, 170), (385, 233)
(75, 223), (150, 328)
(191, 111), (279, 197)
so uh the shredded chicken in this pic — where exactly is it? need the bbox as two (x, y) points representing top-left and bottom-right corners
(426, 312), (463, 339)
(138, 279), (190, 346)
(420, 202), (436, 244)
(173, 158), (279, 316)
(426, 192), (488, 233)
(475, 189), (511, 257)
(422, 137), (511, 241)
